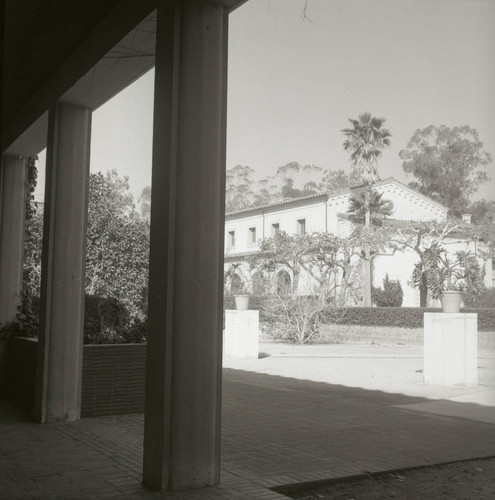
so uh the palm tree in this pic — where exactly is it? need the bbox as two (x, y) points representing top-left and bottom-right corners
(342, 113), (392, 189)
(347, 190), (394, 226)
(342, 113), (391, 305)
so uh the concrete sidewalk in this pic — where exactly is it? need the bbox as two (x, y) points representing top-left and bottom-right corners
(1, 343), (494, 499)
(225, 342), (495, 409)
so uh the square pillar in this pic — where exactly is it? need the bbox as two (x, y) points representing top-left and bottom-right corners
(143, 0), (228, 491)
(224, 310), (259, 359)
(34, 102), (91, 423)
(0, 155), (27, 325)
(424, 313), (478, 386)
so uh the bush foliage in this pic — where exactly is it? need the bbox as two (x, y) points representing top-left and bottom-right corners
(372, 274), (403, 307)
(462, 287), (495, 308)
(1, 163), (151, 345)
(321, 306), (495, 331)
(224, 295), (495, 332)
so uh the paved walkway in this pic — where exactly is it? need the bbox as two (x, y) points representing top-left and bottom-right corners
(1, 343), (495, 499)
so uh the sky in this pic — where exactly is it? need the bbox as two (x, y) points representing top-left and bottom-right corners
(36, 0), (495, 202)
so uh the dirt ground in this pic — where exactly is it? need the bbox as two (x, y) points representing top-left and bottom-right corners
(291, 457), (495, 500)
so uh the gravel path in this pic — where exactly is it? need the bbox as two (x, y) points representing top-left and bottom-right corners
(292, 457), (495, 500)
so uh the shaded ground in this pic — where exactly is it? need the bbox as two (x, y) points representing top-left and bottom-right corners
(292, 457), (495, 500)
(0, 342), (494, 498)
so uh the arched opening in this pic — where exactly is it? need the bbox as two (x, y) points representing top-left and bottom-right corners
(251, 271), (266, 295)
(230, 273), (243, 294)
(276, 269), (292, 296)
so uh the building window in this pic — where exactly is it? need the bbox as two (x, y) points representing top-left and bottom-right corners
(297, 218), (306, 235)
(248, 227), (257, 246)
(272, 223), (280, 237)
(227, 230), (235, 249)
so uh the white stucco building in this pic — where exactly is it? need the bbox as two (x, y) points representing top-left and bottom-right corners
(224, 177), (493, 306)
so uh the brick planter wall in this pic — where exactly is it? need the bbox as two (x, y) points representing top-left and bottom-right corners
(81, 344), (146, 417)
(3, 337), (38, 411)
(3, 338), (147, 417)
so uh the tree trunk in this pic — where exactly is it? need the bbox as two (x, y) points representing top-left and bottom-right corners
(363, 252), (372, 307)
(419, 275), (427, 308)
(363, 207), (372, 307)
(292, 267), (300, 299)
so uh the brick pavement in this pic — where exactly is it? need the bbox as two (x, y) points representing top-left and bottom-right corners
(1, 363), (495, 498)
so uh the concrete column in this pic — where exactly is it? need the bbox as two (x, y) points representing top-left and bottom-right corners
(143, 0), (228, 491)
(0, 155), (27, 325)
(34, 102), (91, 423)
(224, 310), (259, 359)
(424, 313), (478, 386)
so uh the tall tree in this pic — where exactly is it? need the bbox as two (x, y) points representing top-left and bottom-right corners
(342, 113), (392, 188)
(320, 169), (349, 193)
(225, 164), (256, 212)
(469, 199), (495, 225)
(347, 189), (394, 226)
(138, 185), (151, 220)
(275, 162), (323, 199)
(342, 112), (391, 305)
(399, 125), (491, 217)
(86, 171), (150, 320)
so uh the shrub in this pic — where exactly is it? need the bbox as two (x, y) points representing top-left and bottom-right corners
(320, 306), (495, 331)
(372, 274), (403, 307)
(260, 295), (327, 344)
(462, 287), (495, 308)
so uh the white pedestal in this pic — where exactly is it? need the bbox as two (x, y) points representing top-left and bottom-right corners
(424, 313), (478, 386)
(224, 310), (259, 359)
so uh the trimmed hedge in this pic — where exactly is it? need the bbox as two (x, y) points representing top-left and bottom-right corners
(223, 295), (495, 332)
(323, 307), (495, 331)
(463, 289), (495, 308)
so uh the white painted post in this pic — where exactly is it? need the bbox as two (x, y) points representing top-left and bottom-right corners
(224, 310), (259, 359)
(424, 313), (478, 386)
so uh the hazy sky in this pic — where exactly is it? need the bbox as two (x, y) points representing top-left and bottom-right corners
(36, 0), (495, 202)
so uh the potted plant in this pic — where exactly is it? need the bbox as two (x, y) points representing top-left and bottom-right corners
(414, 244), (484, 313)
(224, 264), (251, 310)
(233, 285), (250, 311)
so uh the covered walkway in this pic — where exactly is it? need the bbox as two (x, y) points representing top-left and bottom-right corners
(1, 344), (495, 498)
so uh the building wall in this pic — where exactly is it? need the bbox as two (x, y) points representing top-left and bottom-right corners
(373, 250), (421, 307)
(223, 179), (495, 305)
(374, 182), (446, 222)
(225, 199), (327, 255)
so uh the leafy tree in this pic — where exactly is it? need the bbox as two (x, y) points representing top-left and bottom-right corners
(413, 245), (483, 300)
(399, 125), (491, 217)
(86, 171), (150, 321)
(320, 169), (349, 193)
(252, 177), (281, 207)
(304, 232), (364, 307)
(372, 274), (403, 307)
(248, 228), (393, 307)
(469, 199), (495, 225)
(226, 163), (352, 211)
(16, 156), (43, 336)
(225, 164), (256, 212)
(138, 185), (151, 220)
(275, 162), (323, 199)
(385, 218), (472, 306)
(247, 231), (313, 298)
(342, 112), (391, 306)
